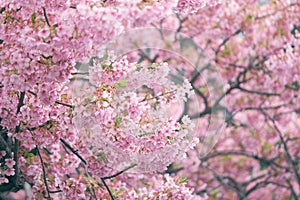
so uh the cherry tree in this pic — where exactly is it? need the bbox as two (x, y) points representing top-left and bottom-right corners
(0, 0), (299, 199)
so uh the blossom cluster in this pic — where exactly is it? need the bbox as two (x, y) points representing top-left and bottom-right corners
(72, 56), (198, 172)
(122, 174), (207, 199)
(1, 0), (298, 199)
(176, 0), (223, 14)
(0, 151), (15, 184)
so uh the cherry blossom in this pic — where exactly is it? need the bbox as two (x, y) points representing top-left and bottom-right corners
(0, 0), (299, 199)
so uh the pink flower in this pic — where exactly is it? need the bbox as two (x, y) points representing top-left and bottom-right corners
(0, 177), (9, 184)
(38, 28), (50, 38)
(5, 158), (16, 168)
(4, 168), (15, 176)
(0, 151), (6, 158)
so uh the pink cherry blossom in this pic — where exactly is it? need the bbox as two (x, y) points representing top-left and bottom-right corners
(5, 158), (16, 168)
(0, 0), (299, 199)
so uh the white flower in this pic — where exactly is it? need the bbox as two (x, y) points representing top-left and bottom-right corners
(182, 115), (195, 130)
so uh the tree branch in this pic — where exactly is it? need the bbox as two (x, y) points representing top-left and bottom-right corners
(42, 7), (51, 27)
(27, 90), (74, 109)
(100, 163), (137, 200)
(60, 138), (87, 165)
(101, 163), (137, 180)
(36, 146), (51, 200)
(101, 178), (115, 200)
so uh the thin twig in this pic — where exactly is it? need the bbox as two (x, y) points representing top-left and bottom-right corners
(201, 150), (286, 170)
(0, 134), (9, 152)
(42, 7), (51, 27)
(16, 91), (25, 114)
(54, 101), (75, 109)
(139, 90), (176, 103)
(101, 164), (137, 200)
(215, 28), (242, 55)
(60, 138), (87, 165)
(101, 178), (115, 200)
(237, 85), (279, 96)
(101, 163), (137, 180)
(261, 110), (300, 192)
(36, 146), (51, 200)
(12, 91), (25, 187)
(28, 90), (74, 109)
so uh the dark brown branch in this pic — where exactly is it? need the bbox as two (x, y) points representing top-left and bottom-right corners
(271, 121), (300, 191)
(100, 164), (136, 200)
(0, 7), (5, 14)
(60, 138), (87, 165)
(101, 163), (137, 180)
(101, 178), (115, 200)
(71, 72), (89, 75)
(259, 110), (300, 192)
(246, 177), (272, 196)
(189, 64), (210, 111)
(215, 28), (242, 55)
(190, 64), (210, 85)
(49, 190), (63, 193)
(286, 179), (298, 200)
(0, 134), (9, 153)
(42, 7), (51, 27)
(0, 93), (25, 191)
(16, 92), (25, 114)
(190, 107), (212, 119)
(36, 146), (51, 200)
(201, 150), (286, 171)
(54, 101), (75, 109)
(236, 85), (279, 96)
(28, 90), (74, 109)
(137, 49), (159, 63)
(192, 86), (208, 109)
(286, 137), (300, 143)
(232, 104), (287, 114)
(12, 92), (25, 188)
(200, 164), (246, 199)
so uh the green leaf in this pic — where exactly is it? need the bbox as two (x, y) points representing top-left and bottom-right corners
(109, 186), (115, 194)
(278, 27), (284, 36)
(221, 155), (232, 161)
(27, 152), (35, 158)
(31, 12), (36, 24)
(8, 68), (18, 75)
(211, 188), (219, 198)
(246, 14), (253, 20)
(61, 94), (67, 99)
(97, 97), (109, 102)
(261, 143), (272, 151)
(115, 80), (128, 89)
(223, 45), (231, 55)
(114, 188), (125, 195)
(178, 177), (188, 184)
(86, 97), (92, 102)
(115, 116), (122, 126)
